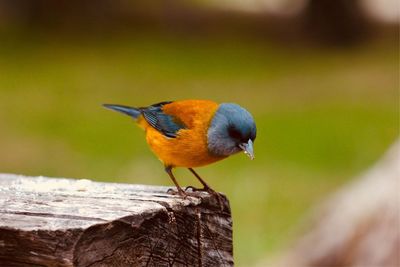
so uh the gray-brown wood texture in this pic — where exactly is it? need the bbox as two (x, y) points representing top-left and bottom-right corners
(0, 174), (233, 267)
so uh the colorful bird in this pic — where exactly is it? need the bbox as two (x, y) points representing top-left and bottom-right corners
(103, 100), (256, 197)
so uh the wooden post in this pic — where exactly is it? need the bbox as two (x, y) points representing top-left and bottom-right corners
(0, 174), (233, 267)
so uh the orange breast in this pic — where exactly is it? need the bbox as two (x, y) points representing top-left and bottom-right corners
(139, 100), (226, 168)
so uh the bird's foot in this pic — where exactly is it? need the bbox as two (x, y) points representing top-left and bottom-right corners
(186, 186), (226, 212)
(167, 188), (187, 198)
(167, 188), (202, 199)
(184, 185), (203, 192)
(184, 185), (217, 194)
(168, 187), (226, 211)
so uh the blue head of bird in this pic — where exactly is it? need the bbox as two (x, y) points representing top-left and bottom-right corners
(207, 103), (256, 159)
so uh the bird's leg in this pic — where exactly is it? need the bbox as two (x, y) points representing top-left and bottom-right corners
(187, 168), (214, 192)
(187, 168), (225, 211)
(165, 166), (186, 197)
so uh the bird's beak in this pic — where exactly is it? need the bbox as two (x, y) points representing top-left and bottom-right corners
(103, 104), (137, 117)
(239, 139), (255, 160)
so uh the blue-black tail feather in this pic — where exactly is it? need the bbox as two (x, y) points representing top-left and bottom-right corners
(104, 101), (185, 138)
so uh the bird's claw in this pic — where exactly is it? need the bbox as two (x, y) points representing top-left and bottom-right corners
(167, 188), (188, 198)
(167, 187), (210, 200)
(185, 185), (216, 193)
(184, 185), (203, 192)
(166, 188), (176, 194)
(167, 187), (226, 211)
(189, 187), (226, 212)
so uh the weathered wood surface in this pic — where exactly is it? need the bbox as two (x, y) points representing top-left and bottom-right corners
(0, 174), (233, 267)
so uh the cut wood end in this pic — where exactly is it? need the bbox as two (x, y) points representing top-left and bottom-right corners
(0, 173), (233, 266)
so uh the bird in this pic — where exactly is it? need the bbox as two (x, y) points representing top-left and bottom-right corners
(103, 100), (256, 197)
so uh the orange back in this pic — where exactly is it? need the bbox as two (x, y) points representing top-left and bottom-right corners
(139, 100), (223, 167)
(162, 100), (219, 129)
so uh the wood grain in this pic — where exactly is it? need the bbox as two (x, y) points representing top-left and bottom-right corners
(0, 174), (233, 267)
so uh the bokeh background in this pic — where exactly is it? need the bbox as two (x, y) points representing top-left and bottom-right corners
(0, 0), (398, 266)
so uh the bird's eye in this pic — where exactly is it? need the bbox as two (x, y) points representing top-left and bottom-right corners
(251, 132), (256, 142)
(228, 126), (242, 140)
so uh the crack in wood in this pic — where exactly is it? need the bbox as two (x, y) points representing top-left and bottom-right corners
(196, 208), (203, 267)
(0, 175), (233, 267)
(0, 211), (107, 222)
(203, 219), (227, 267)
(0, 258), (47, 267)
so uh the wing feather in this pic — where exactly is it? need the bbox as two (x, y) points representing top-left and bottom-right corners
(141, 101), (186, 138)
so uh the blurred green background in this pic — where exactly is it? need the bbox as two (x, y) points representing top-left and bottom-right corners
(0, 0), (398, 266)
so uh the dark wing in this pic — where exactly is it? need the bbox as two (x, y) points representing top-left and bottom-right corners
(141, 101), (186, 138)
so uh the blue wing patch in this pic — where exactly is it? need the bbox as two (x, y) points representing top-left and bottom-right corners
(141, 101), (186, 138)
